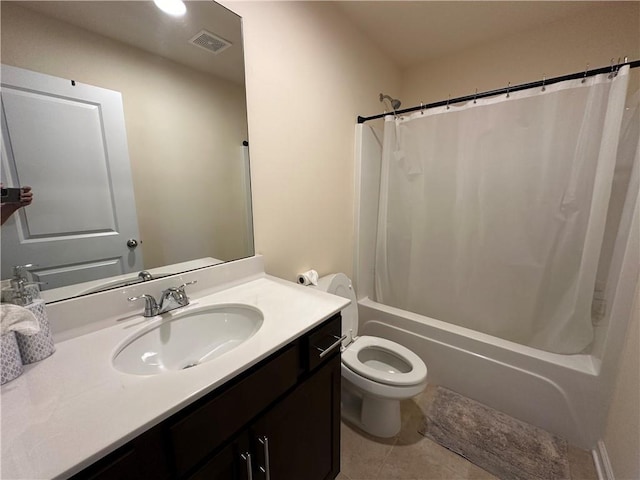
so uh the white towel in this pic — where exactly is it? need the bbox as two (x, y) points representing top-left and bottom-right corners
(1, 304), (40, 336)
(297, 270), (319, 286)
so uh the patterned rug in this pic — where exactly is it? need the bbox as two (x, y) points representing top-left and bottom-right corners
(419, 387), (570, 480)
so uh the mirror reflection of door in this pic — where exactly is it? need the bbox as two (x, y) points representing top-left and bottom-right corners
(1, 65), (143, 289)
(0, 1), (252, 301)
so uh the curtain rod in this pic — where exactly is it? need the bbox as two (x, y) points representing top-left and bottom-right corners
(357, 59), (640, 124)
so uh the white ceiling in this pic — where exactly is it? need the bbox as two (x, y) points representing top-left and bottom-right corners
(335, 1), (616, 69)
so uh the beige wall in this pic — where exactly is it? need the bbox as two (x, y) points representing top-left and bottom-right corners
(401, 3), (640, 106)
(221, 1), (400, 281)
(1, 3), (250, 268)
(603, 285), (640, 480)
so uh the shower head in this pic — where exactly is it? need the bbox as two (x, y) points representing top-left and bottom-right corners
(380, 93), (401, 111)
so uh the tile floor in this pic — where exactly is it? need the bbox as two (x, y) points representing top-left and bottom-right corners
(338, 384), (598, 480)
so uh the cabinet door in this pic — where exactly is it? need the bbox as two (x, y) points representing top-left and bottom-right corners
(170, 344), (299, 477)
(188, 433), (252, 480)
(251, 353), (341, 480)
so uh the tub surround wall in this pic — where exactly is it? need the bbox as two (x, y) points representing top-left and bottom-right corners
(601, 284), (640, 480)
(353, 124), (382, 299)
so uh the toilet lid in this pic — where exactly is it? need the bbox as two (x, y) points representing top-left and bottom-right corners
(342, 336), (427, 387)
(317, 273), (358, 341)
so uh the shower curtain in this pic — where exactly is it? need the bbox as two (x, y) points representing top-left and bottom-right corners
(375, 66), (630, 354)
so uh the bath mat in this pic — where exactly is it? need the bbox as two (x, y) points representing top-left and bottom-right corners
(419, 387), (570, 480)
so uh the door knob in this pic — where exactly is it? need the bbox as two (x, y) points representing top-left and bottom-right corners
(126, 238), (139, 249)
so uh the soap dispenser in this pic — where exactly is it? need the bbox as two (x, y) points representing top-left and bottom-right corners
(12, 279), (55, 364)
(13, 264), (41, 300)
(2, 264), (42, 303)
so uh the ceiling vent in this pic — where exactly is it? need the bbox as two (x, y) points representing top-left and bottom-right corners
(189, 30), (232, 55)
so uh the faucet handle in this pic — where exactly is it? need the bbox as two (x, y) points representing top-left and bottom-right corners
(178, 280), (197, 290)
(171, 280), (197, 297)
(128, 294), (159, 317)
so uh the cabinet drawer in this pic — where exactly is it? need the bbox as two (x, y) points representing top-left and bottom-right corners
(306, 314), (342, 372)
(71, 424), (169, 480)
(170, 344), (299, 477)
(72, 447), (137, 480)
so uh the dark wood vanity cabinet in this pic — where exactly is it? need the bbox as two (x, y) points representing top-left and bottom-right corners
(250, 355), (340, 480)
(72, 313), (342, 480)
(192, 354), (340, 480)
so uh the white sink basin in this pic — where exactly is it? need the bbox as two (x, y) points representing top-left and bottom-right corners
(113, 304), (263, 375)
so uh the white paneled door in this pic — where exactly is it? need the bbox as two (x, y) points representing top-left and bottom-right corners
(1, 65), (142, 289)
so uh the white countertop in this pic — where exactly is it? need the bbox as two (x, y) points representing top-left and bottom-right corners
(1, 269), (348, 479)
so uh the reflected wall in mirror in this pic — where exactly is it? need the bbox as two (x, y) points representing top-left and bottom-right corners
(0, 1), (253, 303)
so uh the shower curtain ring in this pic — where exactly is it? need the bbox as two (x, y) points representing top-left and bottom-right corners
(608, 58), (615, 78)
(420, 102), (425, 115)
(473, 88), (478, 104)
(541, 75), (546, 92)
(446, 94), (450, 110)
(581, 63), (589, 83)
(506, 82), (511, 98)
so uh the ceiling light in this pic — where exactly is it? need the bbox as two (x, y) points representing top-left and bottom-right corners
(153, 0), (186, 17)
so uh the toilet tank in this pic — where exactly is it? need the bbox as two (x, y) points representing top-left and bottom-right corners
(315, 273), (358, 345)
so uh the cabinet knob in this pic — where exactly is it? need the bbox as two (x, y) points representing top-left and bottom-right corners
(240, 452), (253, 480)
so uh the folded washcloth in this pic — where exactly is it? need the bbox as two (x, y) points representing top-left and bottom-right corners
(0, 304), (40, 336)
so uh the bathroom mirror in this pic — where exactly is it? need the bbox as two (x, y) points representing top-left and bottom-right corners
(0, 1), (253, 303)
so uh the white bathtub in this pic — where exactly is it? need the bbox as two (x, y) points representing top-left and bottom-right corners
(353, 123), (640, 451)
(359, 296), (600, 448)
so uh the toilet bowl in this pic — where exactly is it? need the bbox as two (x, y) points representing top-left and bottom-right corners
(315, 273), (427, 438)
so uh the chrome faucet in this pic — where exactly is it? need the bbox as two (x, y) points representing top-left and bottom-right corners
(138, 270), (154, 281)
(128, 280), (197, 317)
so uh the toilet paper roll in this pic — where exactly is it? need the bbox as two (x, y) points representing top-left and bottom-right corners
(297, 270), (319, 286)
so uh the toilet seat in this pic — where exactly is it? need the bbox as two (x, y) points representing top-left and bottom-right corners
(342, 335), (427, 387)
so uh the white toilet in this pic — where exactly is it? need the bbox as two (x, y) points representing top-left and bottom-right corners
(315, 273), (427, 438)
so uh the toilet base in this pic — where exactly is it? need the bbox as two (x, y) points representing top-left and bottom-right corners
(362, 395), (402, 437)
(342, 378), (402, 438)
